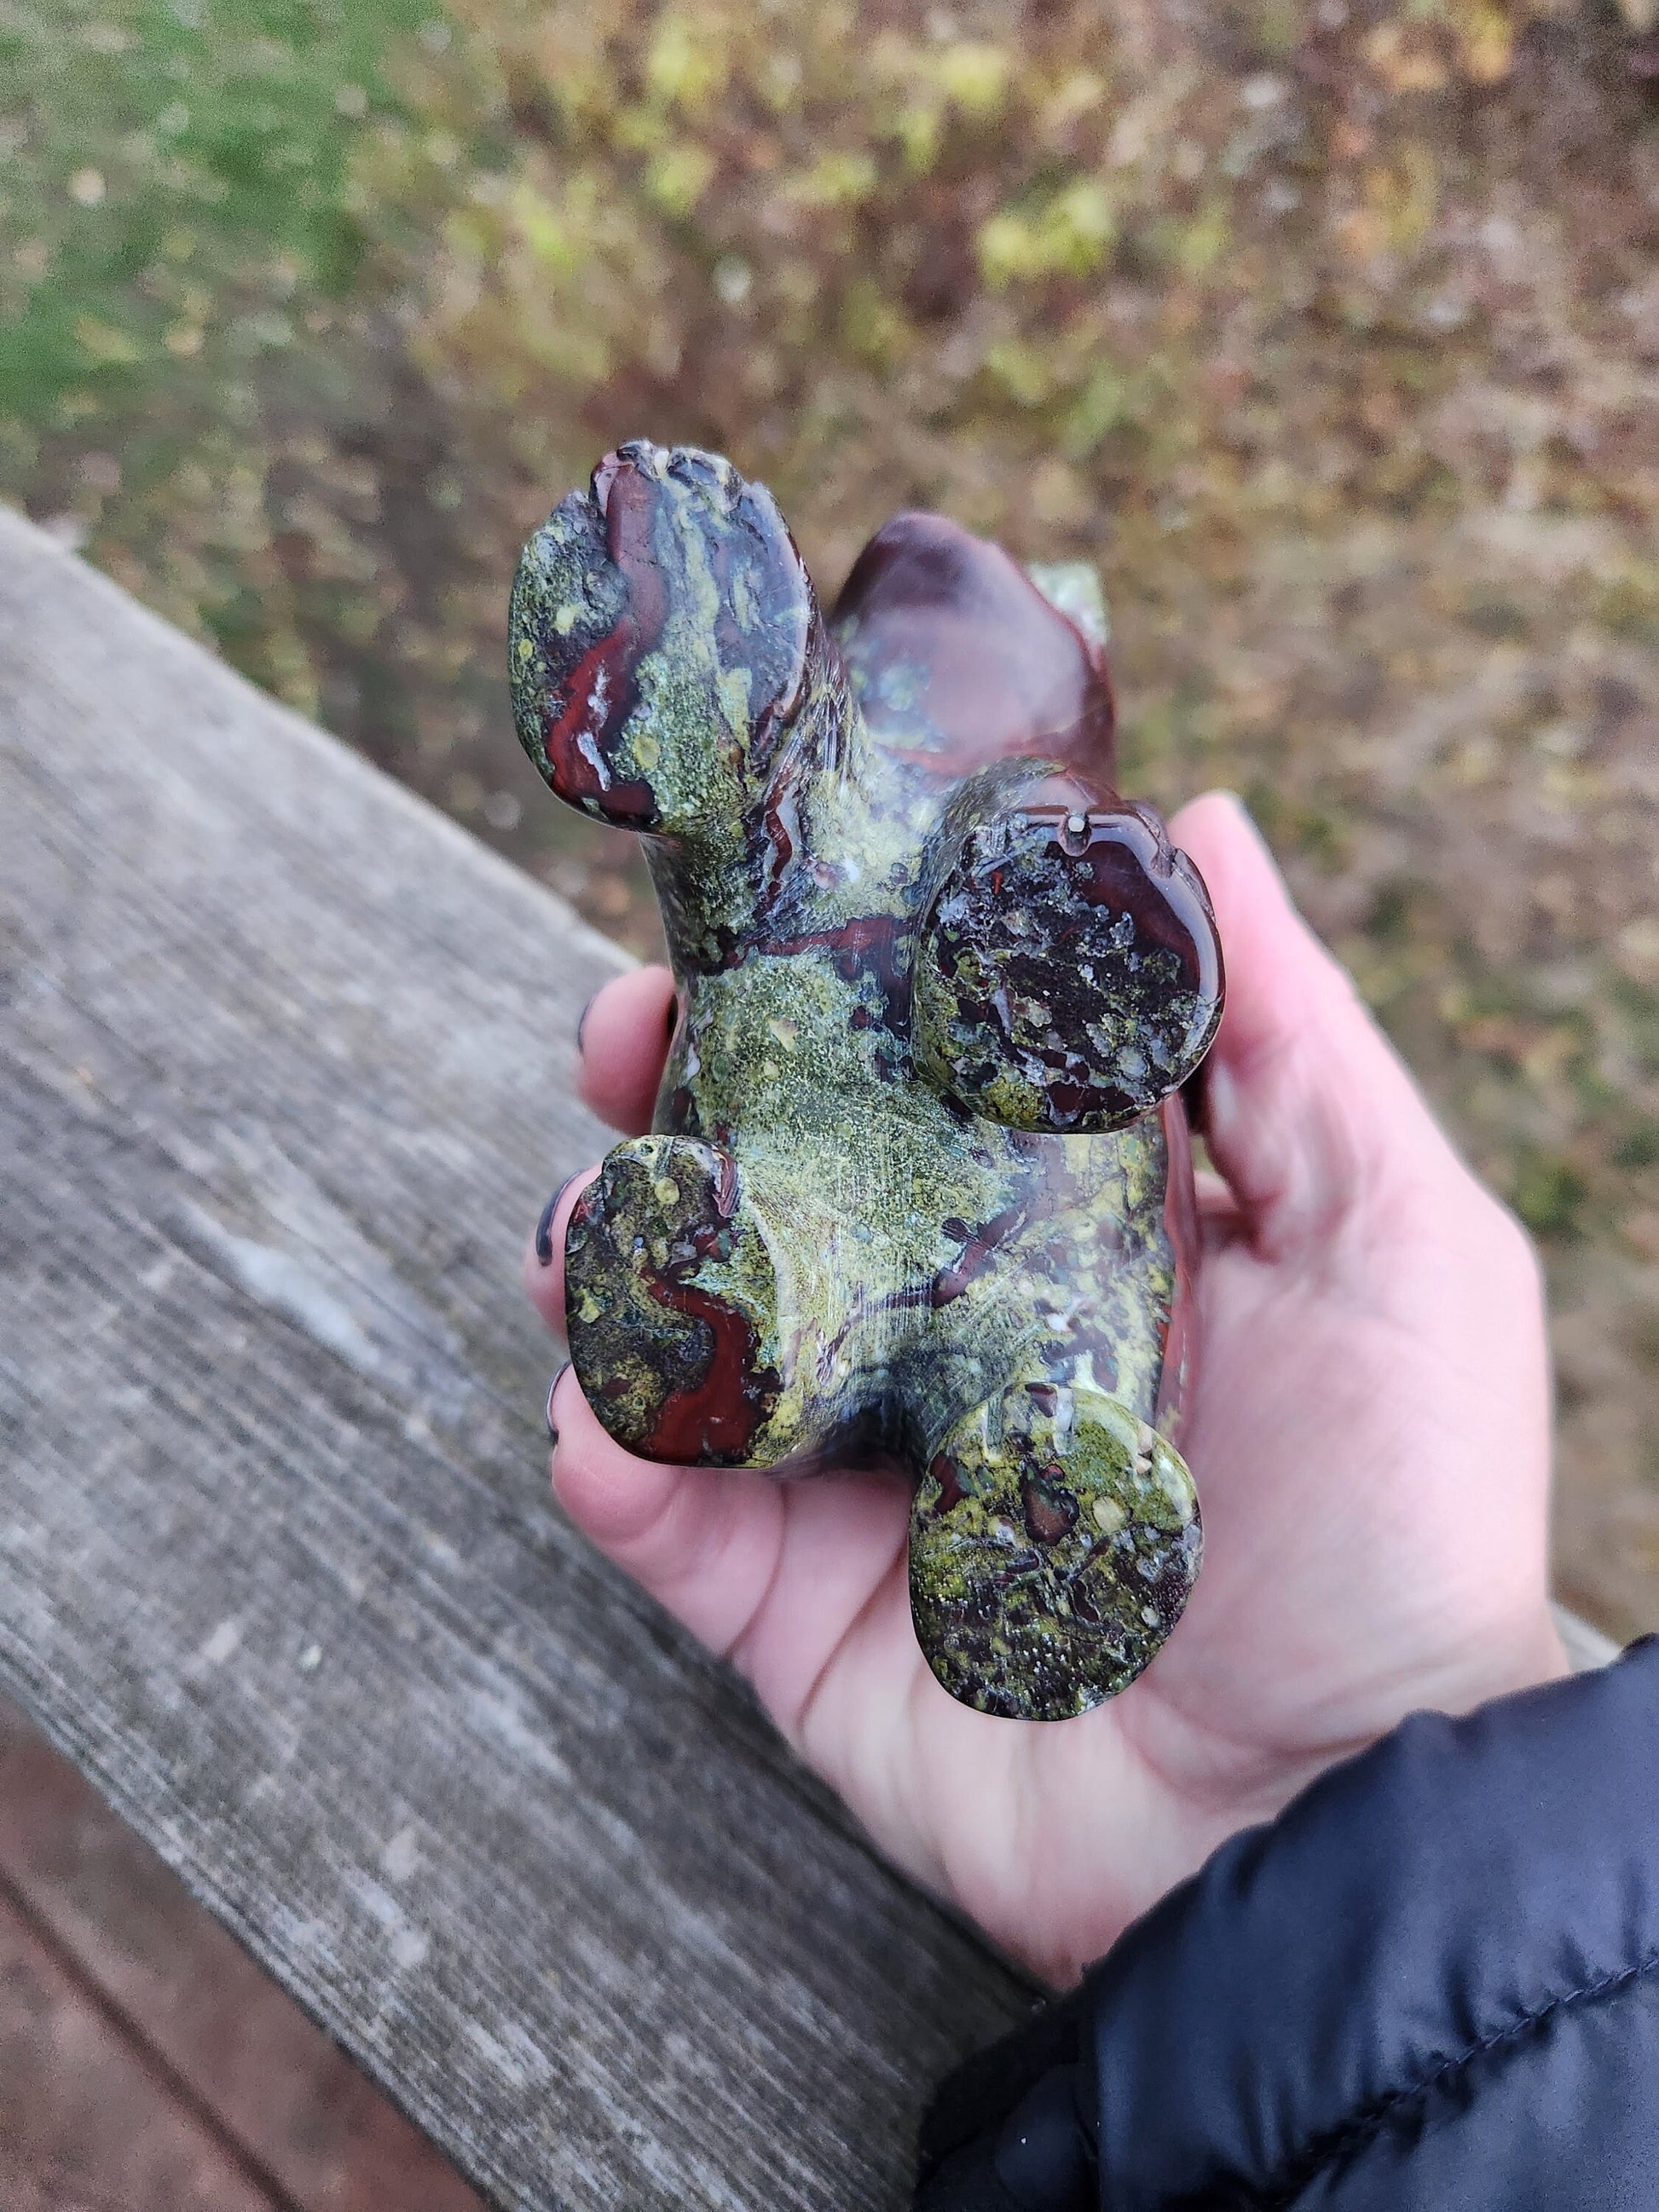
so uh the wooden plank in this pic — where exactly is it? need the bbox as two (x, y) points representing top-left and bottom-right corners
(0, 509), (1032, 2211)
(0, 1693), (482, 2211)
(0, 1888), (283, 2212)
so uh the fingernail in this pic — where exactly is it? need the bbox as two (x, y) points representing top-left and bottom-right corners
(546, 1360), (570, 1445)
(535, 1172), (579, 1266)
(576, 990), (599, 1054)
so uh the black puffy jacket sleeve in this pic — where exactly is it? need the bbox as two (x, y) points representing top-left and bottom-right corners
(917, 1637), (1659, 2211)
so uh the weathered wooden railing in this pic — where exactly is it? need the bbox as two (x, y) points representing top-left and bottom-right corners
(0, 509), (1616, 2209)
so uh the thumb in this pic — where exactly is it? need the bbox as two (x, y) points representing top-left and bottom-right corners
(1168, 791), (1462, 1260)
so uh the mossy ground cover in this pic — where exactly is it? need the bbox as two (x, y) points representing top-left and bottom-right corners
(4, 0), (1658, 1634)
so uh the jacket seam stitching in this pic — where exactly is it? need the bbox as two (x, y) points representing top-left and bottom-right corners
(1254, 1944), (1659, 2209)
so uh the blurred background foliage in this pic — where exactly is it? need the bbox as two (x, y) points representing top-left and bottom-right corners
(3, 0), (1658, 1632)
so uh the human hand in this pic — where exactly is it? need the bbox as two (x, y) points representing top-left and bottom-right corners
(526, 793), (1567, 1988)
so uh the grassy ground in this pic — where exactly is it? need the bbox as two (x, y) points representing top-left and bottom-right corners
(4, 0), (1658, 1634)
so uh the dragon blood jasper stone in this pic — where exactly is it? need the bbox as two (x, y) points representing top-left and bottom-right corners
(511, 442), (1223, 1722)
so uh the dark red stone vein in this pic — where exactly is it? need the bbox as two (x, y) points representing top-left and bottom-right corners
(725, 912), (915, 1037)
(640, 1273), (779, 1464)
(639, 1146), (780, 1465)
(539, 459), (669, 823)
(930, 1198), (1027, 1307)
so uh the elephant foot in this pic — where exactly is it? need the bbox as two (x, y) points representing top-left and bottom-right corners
(564, 1135), (787, 1465)
(909, 1378), (1201, 1721)
(914, 785), (1222, 1134)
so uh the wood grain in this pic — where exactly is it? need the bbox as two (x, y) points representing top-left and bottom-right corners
(0, 510), (1032, 2210)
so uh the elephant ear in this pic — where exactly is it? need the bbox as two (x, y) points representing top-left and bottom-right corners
(830, 511), (1117, 782)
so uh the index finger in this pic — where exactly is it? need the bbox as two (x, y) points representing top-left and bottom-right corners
(578, 964), (678, 1134)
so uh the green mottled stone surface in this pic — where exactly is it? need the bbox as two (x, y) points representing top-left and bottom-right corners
(511, 442), (1223, 1720)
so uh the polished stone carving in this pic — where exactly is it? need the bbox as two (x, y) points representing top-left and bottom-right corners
(512, 442), (1223, 1719)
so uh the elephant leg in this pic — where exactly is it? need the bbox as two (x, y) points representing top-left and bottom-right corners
(564, 1135), (793, 1467)
(914, 772), (1223, 1135)
(908, 1375), (1201, 1721)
